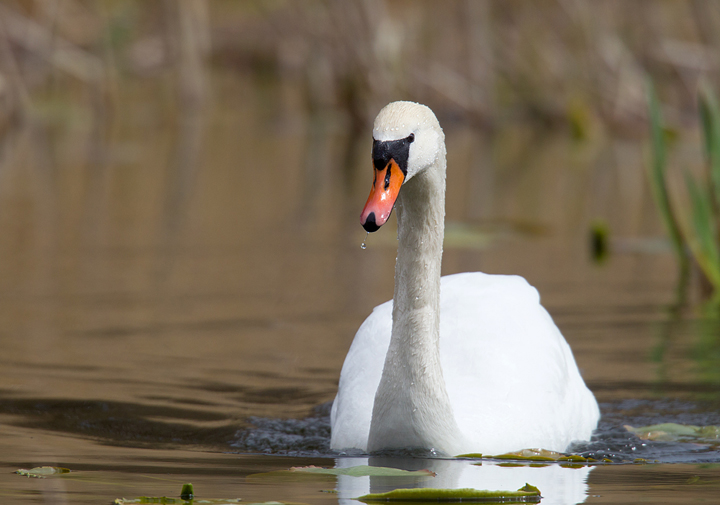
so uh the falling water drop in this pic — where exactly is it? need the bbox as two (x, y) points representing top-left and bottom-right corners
(361, 232), (369, 250)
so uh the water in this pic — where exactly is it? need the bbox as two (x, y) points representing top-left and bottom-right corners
(0, 70), (718, 504)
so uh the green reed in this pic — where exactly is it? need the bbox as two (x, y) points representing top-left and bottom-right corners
(647, 81), (720, 302)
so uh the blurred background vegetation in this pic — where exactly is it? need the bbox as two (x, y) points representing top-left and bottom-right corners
(2, 0), (720, 307)
(1, 0), (719, 134)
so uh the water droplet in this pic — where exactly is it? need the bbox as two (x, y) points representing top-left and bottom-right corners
(361, 232), (369, 250)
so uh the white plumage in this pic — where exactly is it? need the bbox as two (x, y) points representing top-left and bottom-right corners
(331, 101), (599, 455)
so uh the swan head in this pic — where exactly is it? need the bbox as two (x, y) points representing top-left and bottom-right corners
(360, 101), (444, 232)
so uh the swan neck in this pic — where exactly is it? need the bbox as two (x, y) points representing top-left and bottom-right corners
(368, 149), (463, 454)
(393, 166), (446, 343)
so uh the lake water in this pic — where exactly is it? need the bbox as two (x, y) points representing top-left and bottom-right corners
(0, 71), (718, 504)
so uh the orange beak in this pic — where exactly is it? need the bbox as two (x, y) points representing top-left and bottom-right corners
(360, 159), (405, 232)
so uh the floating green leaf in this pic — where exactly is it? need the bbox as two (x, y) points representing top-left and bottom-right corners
(15, 467), (71, 478)
(113, 496), (298, 505)
(557, 454), (592, 463)
(625, 423), (720, 443)
(114, 499), (241, 504)
(248, 465), (435, 481)
(460, 450), (616, 466)
(115, 497), (303, 505)
(114, 483), (303, 505)
(492, 449), (565, 462)
(296, 465), (435, 477)
(356, 484), (541, 503)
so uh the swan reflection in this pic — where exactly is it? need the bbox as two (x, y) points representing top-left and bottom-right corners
(335, 456), (593, 505)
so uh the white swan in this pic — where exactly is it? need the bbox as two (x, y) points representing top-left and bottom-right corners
(330, 101), (599, 456)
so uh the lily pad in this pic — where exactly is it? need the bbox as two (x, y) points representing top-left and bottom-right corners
(462, 450), (613, 466)
(625, 423), (720, 443)
(15, 467), (71, 478)
(491, 449), (565, 462)
(557, 455), (592, 463)
(248, 465), (435, 481)
(114, 500), (301, 505)
(114, 499), (243, 504)
(114, 483), (305, 505)
(293, 465), (435, 477)
(357, 484), (541, 503)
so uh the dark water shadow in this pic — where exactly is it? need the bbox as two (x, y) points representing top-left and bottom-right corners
(7, 390), (713, 463)
(0, 396), (237, 448)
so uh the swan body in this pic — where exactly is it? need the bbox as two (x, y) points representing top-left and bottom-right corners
(330, 101), (599, 455)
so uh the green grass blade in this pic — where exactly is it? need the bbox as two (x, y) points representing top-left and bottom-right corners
(698, 83), (720, 211)
(685, 172), (720, 288)
(646, 80), (687, 265)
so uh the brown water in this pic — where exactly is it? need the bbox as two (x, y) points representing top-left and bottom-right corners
(0, 71), (718, 504)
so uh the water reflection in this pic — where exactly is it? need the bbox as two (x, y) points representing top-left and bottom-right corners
(1, 65), (720, 504)
(334, 457), (592, 505)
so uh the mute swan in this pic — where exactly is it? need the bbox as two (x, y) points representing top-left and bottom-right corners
(330, 101), (599, 456)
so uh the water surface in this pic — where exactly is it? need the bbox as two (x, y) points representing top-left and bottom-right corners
(0, 71), (718, 504)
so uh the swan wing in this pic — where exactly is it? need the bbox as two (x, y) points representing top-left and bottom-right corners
(439, 272), (599, 453)
(331, 272), (599, 453)
(331, 300), (392, 451)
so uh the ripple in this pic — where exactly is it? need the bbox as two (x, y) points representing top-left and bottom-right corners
(230, 399), (720, 463)
(572, 399), (720, 463)
(230, 402), (332, 456)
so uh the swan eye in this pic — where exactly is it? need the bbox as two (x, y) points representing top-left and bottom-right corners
(407, 133), (415, 143)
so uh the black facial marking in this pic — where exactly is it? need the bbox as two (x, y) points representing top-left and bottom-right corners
(363, 212), (380, 232)
(372, 134), (414, 176)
